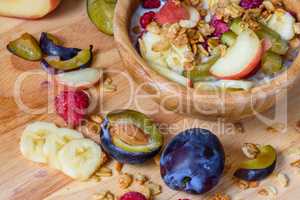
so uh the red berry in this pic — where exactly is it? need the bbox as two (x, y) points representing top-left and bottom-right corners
(142, 0), (161, 9)
(140, 11), (156, 29)
(55, 90), (89, 127)
(119, 192), (147, 200)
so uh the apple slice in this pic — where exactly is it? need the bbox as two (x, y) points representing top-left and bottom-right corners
(210, 29), (262, 80)
(55, 68), (103, 89)
(0, 0), (61, 19)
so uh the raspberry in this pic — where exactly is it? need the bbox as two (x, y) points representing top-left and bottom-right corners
(55, 90), (89, 127)
(119, 192), (147, 200)
(240, 0), (263, 9)
(140, 11), (156, 29)
(142, 0), (161, 9)
(210, 16), (229, 37)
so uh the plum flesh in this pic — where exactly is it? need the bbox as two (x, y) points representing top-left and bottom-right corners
(160, 128), (225, 194)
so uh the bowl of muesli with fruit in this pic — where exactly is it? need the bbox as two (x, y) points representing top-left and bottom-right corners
(114, 0), (300, 120)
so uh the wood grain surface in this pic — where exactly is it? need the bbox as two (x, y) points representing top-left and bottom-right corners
(1, 1), (300, 200)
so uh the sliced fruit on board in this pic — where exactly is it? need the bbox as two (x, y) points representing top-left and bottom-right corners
(87, 0), (116, 35)
(100, 110), (163, 164)
(55, 68), (103, 89)
(58, 139), (103, 180)
(43, 128), (83, 170)
(7, 33), (42, 61)
(155, 0), (189, 25)
(210, 29), (262, 79)
(234, 145), (277, 181)
(267, 9), (295, 41)
(41, 46), (93, 73)
(0, 0), (61, 19)
(20, 122), (58, 163)
(40, 32), (81, 61)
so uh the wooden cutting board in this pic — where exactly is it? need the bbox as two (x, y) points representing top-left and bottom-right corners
(1, 1), (300, 199)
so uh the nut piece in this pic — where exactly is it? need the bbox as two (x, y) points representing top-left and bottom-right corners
(276, 173), (289, 187)
(241, 143), (260, 159)
(135, 173), (148, 185)
(115, 162), (123, 173)
(153, 154), (161, 166)
(145, 181), (162, 196)
(90, 115), (104, 124)
(93, 191), (114, 200)
(119, 173), (133, 189)
(95, 167), (113, 177)
(257, 186), (277, 197)
(263, 1), (275, 11)
(208, 192), (231, 200)
(291, 159), (300, 168)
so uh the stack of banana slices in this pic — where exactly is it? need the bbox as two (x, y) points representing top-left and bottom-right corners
(20, 121), (103, 181)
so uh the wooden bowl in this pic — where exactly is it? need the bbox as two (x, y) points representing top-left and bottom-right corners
(114, 0), (300, 121)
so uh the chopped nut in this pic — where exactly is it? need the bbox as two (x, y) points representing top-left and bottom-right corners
(90, 115), (104, 124)
(95, 167), (113, 177)
(294, 23), (300, 34)
(115, 162), (123, 173)
(135, 173), (148, 185)
(145, 181), (162, 196)
(164, 23), (180, 40)
(119, 173), (133, 189)
(153, 154), (161, 166)
(173, 33), (189, 47)
(266, 123), (286, 133)
(258, 186), (277, 197)
(241, 143), (260, 159)
(236, 179), (249, 190)
(93, 191), (114, 200)
(289, 38), (300, 49)
(276, 173), (289, 187)
(249, 181), (259, 188)
(291, 159), (300, 168)
(208, 192), (231, 200)
(263, 1), (275, 11)
(295, 120), (300, 133)
(224, 3), (244, 18)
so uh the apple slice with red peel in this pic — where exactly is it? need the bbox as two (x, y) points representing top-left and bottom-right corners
(0, 0), (61, 19)
(55, 68), (103, 89)
(155, 0), (189, 25)
(210, 29), (262, 80)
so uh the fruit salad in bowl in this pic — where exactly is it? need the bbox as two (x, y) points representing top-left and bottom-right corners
(114, 0), (300, 120)
(130, 0), (300, 90)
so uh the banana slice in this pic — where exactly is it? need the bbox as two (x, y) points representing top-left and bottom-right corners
(43, 128), (83, 170)
(20, 122), (57, 163)
(58, 139), (102, 180)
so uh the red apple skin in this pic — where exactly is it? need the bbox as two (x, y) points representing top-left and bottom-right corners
(211, 45), (263, 80)
(0, 0), (61, 19)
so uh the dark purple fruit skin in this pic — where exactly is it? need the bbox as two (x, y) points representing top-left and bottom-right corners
(234, 159), (276, 181)
(160, 128), (225, 194)
(40, 32), (81, 60)
(100, 118), (162, 164)
(41, 46), (93, 74)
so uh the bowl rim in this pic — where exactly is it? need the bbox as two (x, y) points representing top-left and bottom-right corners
(113, 0), (300, 100)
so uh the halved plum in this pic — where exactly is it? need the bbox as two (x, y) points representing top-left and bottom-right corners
(160, 128), (225, 194)
(100, 110), (163, 164)
(40, 32), (81, 60)
(234, 145), (277, 181)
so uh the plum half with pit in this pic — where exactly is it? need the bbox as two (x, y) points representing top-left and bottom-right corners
(100, 110), (163, 164)
(234, 145), (277, 181)
(160, 128), (225, 194)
